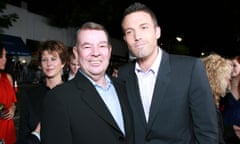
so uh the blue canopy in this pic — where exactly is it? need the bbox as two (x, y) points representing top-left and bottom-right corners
(0, 34), (31, 56)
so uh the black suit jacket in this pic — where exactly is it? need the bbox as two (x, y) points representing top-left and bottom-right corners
(40, 72), (134, 144)
(17, 84), (49, 144)
(118, 50), (218, 144)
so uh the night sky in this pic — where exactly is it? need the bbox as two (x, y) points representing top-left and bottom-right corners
(8, 0), (240, 57)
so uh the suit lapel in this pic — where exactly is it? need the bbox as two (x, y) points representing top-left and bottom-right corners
(74, 72), (122, 134)
(111, 78), (132, 136)
(148, 51), (171, 127)
(125, 63), (148, 127)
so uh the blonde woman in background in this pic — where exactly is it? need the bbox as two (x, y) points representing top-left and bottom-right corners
(201, 53), (233, 144)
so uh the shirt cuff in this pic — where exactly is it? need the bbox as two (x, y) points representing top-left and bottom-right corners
(31, 131), (41, 141)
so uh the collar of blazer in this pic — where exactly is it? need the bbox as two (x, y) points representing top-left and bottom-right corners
(124, 51), (172, 127)
(72, 72), (126, 135)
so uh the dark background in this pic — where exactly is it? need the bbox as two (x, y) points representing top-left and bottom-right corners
(7, 0), (240, 57)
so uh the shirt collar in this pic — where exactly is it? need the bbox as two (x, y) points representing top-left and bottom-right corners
(79, 69), (111, 90)
(135, 47), (162, 74)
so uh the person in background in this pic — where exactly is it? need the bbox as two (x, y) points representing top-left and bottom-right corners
(221, 55), (240, 144)
(67, 47), (80, 80)
(112, 67), (119, 78)
(0, 43), (17, 144)
(118, 2), (218, 144)
(17, 40), (68, 144)
(201, 53), (233, 144)
(108, 65), (119, 78)
(40, 22), (134, 144)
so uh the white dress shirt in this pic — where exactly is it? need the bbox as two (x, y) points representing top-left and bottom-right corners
(135, 48), (162, 121)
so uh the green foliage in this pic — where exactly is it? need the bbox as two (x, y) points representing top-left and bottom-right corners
(0, 13), (18, 28)
(0, 0), (19, 32)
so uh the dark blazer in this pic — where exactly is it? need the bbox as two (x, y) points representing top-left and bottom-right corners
(17, 84), (49, 144)
(221, 92), (240, 143)
(118, 50), (218, 144)
(40, 72), (134, 144)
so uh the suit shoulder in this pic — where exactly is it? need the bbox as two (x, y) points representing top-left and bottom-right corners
(169, 54), (198, 61)
(51, 81), (74, 93)
(119, 60), (134, 70)
(118, 60), (135, 78)
(169, 54), (201, 65)
(111, 76), (125, 86)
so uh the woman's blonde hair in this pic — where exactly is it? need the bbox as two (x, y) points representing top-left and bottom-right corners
(202, 54), (233, 107)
